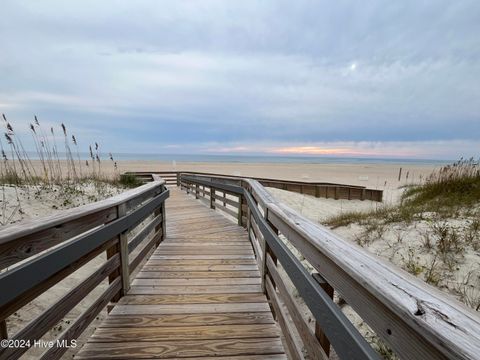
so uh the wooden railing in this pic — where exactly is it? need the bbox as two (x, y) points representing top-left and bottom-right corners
(0, 175), (169, 360)
(128, 171), (383, 201)
(180, 174), (480, 360)
(130, 171), (179, 186)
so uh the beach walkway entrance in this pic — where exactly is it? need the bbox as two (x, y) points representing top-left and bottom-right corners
(75, 187), (287, 359)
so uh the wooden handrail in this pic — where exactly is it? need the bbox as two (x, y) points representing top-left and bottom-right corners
(180, 174), (480, 360)
(0, 175), (169, 359)
(128, 171), (383, 201)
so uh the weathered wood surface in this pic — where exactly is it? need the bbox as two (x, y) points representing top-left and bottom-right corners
(243, 178), (480, 360)
(76, 188), (285, 359)
(0, 179), (165, 270)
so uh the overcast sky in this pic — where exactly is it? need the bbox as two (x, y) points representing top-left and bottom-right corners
(1, 0), (479, 159)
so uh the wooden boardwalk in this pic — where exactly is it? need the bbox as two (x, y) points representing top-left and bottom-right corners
(76, 187), (287, 359)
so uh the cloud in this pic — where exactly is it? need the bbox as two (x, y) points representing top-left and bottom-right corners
(0, 0), (479, 159)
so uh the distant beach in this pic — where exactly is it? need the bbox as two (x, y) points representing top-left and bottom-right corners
(27, 152), (452, 165)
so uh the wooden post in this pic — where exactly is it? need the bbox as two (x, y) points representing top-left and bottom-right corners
(117, 203), (130, 296)
(153, 195), (164, 247)
(210, 188), (215, 209)
(261, 208), (279, 291)
(223, 191), (226, 206)
(246, 205), (252, 243)
(195, 184), (199, 199)
(313, 273), (334, 356)
(1, 320), (7, 339)
(161, 201), (166, 240)
(176, 172), (180, 187)
(237, 195), (243, 226)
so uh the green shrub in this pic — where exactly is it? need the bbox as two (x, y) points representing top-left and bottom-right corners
(119, 173), (143, 188)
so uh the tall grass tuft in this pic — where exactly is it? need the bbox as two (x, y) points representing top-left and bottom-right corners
(325, 158), (480, 229)
(402, 158), (480, 209)
(0, 114), (119, 187)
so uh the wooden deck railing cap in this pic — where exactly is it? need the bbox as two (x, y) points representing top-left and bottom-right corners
(0, 178), (165, 244)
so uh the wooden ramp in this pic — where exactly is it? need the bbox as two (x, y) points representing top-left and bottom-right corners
(76, 187), (287, 359)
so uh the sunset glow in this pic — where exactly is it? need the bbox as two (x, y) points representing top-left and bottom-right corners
(270, 146), (403, 157)
(273, 146), (355, 155)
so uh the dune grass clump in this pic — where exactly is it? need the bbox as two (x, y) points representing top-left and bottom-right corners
(119, 173), (143, 188)
(323, 159), (480, 312)
(325, 158), (480, 229)
(402, 158), (480, 211)
(0, 114), (128, 225)
(0, 114), (119, 186)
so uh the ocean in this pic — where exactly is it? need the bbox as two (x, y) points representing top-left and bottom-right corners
(21, 151), (452, 165)
(106, 153), (451, 165)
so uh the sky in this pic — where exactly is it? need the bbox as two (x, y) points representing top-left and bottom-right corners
(1, 0), (479, 160)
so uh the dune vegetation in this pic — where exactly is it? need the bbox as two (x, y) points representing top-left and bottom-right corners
(324, 158), (480, 311)
(0, 114), (136, 226)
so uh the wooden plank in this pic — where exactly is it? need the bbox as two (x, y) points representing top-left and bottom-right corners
(157, 245), (252, 251)
(132, 278), (262, 287)
(150, 255), (255, 260)
(128, 284), (262, 295)
(159, 243), (251, 248)
(0, 207), (117, 270)
(159, 241), (250, 246)
(149, 355), (287, 360)
(135, 271), (260, 279)
(90, 324), (279, 342)
(111, 302), (271, 315)
(0, 180), (162, 249)
(142, 264), (258, 271)
(145, 259), (256, 265)
(118, 293), (266, 305)
(75, 337), (285, 359)
(101, 312), (275, 328)
(155, 249), (253, 255)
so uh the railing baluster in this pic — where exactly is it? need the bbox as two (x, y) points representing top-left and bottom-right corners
(161, 199), (166, 241)
(237, 194), (243, 226)
(261, 208), (278, 292)
(117, 203), (130, 296)
(210, 187), (215, 209)
(106, 244), (121, 306)
(1, 319), (7, 339)
(313, 273), (334, 357)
